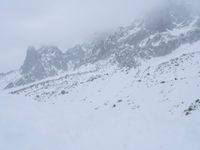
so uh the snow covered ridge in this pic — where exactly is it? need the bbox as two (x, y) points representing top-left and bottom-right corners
(1, 46), (200, 149)
(1, 2), (200, 89)
(1, 47), (200, 150)
(1, 2), (200, 117)
(5, 41), (200, 117)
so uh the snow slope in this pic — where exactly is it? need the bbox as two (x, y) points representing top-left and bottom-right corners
(0, 91), (200, 150)
(1, 41), (200, 150)
(8, 41), (200, 116)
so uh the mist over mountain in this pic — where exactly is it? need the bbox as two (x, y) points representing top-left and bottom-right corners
(1, 0), (200, 72)
(2, 0), (200, 89)
(1, 1), (200, 150)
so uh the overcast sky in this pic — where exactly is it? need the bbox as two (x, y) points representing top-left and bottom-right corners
(0, 0), (199, 72)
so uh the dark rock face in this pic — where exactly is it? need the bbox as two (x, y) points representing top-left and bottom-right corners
(12, 46), (68, 87)
(64, 45), (85, 69)
(21, 46), (40, 74)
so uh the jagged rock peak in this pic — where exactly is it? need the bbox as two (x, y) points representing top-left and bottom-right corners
(37, 45), (62, 54)
(21, 46), (39, 74)
(19, 45), (67, 85)
(27, 46), (37, 53)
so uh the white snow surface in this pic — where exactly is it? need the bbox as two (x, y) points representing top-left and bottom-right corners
(0, 71), (21, 89)
(1, 41), (200, 150)
(0, 91), (200, 150)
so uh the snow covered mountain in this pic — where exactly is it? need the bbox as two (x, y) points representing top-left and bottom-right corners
(1, 1), (200, 117)
(0, 2), (199, 89)
(1, 1), (200, 150)
(6, 40), (200, 116)
(4, 46), (68, 89)
(1, 41), (200, 150)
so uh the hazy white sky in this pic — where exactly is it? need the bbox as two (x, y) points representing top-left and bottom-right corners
(0, 0), (199, 72)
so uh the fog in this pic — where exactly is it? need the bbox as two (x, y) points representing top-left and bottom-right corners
(0, 0), (200, 72)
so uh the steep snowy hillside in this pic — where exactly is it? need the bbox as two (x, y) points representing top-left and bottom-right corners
(5, 41), (200, 116)
(3, 35), (200, 150)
